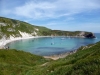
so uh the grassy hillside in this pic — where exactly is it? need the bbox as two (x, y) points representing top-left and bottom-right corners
(0, 42), (100, 75)
(0, 49), (47, 75)
(51, 30), (91, 36)
(0, 17), (51, 39)
(0, 17), (95, 39)
(29, 42), (100, 75)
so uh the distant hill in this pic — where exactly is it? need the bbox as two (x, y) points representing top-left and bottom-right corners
(0, 17), (95, 40)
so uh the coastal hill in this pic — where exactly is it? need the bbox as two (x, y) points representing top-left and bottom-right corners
(0, 41), (100, 75)
(0, 17), (95, 40)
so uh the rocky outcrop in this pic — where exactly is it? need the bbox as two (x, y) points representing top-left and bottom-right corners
(84, 33), (95, 38)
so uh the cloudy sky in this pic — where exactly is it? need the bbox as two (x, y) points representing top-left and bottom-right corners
(0, 0), (100, 33)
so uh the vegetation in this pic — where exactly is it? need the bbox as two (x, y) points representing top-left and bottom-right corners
(0, 41), (100, 75)
(51, 30), (91, 36)
(0, 49), (47, 75)
(0, 17), (51, 38)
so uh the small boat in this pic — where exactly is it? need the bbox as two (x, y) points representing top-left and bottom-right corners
(61, 38), (65, 40)
(51, 37), (53, 39)
(51, 42), (54, 45)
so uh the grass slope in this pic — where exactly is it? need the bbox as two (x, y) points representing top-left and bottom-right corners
(0, 49), (47, 75)
(0, 17), (51, 39)
(0, 42), (100, 75)
(30, 42), (100, 75)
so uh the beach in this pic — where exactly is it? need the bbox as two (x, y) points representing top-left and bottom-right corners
(0, 36), (37, 49)
(0, 35), (53, 49)
(44, 50), (77, 60)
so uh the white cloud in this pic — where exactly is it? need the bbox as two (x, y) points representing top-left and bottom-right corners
(2, 0), (99, 19)
(0, 0), (100, 32)
(14, 1), (56, 19)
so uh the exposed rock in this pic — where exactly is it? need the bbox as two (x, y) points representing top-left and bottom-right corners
(7, 28), (15, 32)
(79, 31), (85, 36)
(84, 33), (95, 38)
(0, 22), (7, 26)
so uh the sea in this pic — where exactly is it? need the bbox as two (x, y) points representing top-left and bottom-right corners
(6, 33), (100, 56)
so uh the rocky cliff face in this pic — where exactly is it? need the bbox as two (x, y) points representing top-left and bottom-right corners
(84, 33), (95, 38)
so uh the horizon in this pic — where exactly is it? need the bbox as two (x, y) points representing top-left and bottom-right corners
(0, 0), (100, 33)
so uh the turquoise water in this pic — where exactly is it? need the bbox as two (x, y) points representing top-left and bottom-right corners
(6, 33), (100, 56)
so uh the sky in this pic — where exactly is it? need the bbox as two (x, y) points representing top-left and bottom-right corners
(0, 0), (100, 33)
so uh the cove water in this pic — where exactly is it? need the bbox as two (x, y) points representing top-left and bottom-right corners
(6, 33), (100, 56)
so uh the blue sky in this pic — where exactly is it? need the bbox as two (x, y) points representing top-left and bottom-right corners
(0, 0), (100, 33)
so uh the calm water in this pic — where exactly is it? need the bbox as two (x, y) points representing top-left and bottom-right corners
(6, 33), (100, 56)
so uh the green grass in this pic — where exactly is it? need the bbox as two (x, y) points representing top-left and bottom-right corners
(44, 42), (100, 75)
(0, 17), (51, 38)
(0, 49), (47, 75)
(0, 42), (100, 75)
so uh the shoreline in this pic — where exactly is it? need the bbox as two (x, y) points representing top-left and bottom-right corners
(43, 50), (77, 60)
(0, 36), (55, 49)
(43, 42), (96, 60)
(0, 36), (38, 49)
(0, 35), (86, 48)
